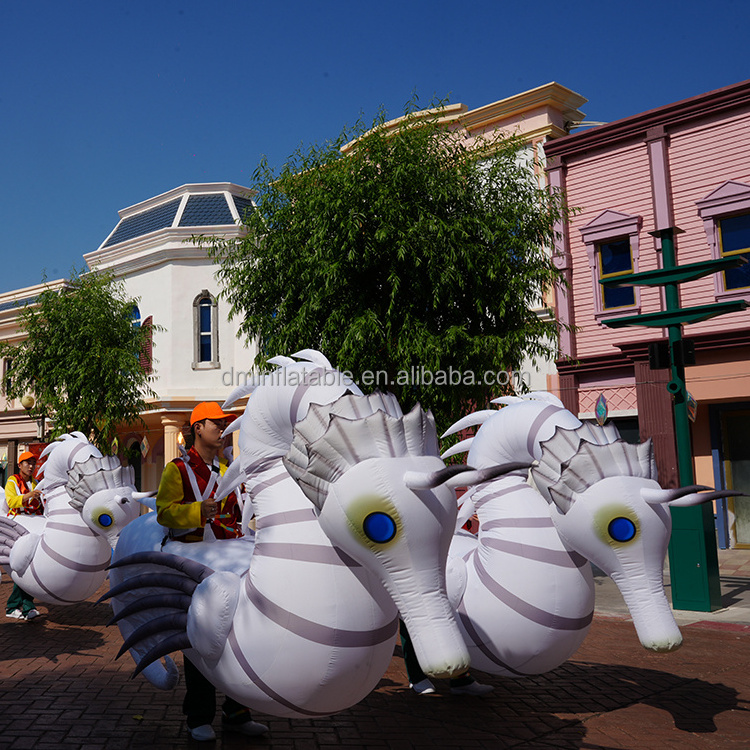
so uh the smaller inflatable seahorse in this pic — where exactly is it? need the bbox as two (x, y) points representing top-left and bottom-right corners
(0, 433), (147, 604)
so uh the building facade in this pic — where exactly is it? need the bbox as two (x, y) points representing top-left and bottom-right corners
(83, 182), (258, 491)
(545, 79), (750, 548)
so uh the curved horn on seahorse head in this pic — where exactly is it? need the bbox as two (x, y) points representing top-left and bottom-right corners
(641, 485), (745, 507)
(291, 349), (334, 368)
(404, 462), (531, 490)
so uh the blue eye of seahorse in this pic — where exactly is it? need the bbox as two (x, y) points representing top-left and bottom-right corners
(608, 517), (636, 543)
(363, 512), (396, 543)
(97, 513), (113, 528)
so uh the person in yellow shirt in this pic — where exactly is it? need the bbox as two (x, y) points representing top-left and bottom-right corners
(155, 402), (267, 742)
(5, 451), (43, 620)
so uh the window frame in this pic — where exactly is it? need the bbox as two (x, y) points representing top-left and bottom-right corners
(697, 180), (750, 302)
(580, 210), (643, 323)
(192, 291), (220, 370)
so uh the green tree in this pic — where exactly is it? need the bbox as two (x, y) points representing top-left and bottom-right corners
(0, 270), (157, 451)
(208, 102), (567, 431)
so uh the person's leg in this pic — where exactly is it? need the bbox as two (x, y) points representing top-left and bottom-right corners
(399, 620), (427, 684)
(182, 656), (216, 730)
(6, 584), (24, 616)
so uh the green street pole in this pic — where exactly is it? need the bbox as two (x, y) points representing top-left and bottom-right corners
(657, 228), (722, 611)
(601, 232), (746, 611)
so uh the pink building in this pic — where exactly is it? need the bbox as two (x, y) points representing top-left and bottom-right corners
(545, 80), (750, 548)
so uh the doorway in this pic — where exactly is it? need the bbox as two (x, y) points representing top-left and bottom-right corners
(714, 406), (750, 548)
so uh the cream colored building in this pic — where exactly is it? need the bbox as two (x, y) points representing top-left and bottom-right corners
(83, 182), (258, 491)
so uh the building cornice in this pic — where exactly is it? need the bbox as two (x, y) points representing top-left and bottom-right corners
(0, 279), (67, 306)
(545, 79), (750, 161)
(342, 83), (587, 154)
(84, 225), (246, 275)
(457, 82), (587, 133)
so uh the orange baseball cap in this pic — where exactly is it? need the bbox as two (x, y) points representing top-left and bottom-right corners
(190, 402), (235, 426)
(18, 451), (36, 463)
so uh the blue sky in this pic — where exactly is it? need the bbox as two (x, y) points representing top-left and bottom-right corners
(1, 0), (748, 293)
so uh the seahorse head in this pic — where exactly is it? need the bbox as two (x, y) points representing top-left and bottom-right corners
(66, 455), (143, 547)
(531, 421), (727, 653)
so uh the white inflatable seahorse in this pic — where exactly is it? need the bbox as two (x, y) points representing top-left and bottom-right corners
(0, 433), (146, 604)
(106, 352), (517, 717)
(442, 393), (737, 675)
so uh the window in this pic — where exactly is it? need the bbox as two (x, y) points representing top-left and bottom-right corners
(192, 291), (219, 369)
(697, 180), (750, 301)
(718, 213), (750, 290)
(580, 210), (642, 322)
(599, 239), (636, 309)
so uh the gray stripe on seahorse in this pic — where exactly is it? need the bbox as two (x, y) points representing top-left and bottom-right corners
(46, 522), (95, 537)
(245, 579), (398, 647)
(67, 440), (91, 467)
(40, 538), (110, 573)
(527, 404), (566, 458)
(473, 484), (529, 509)
(473, 555), (593, 631)
(28, 560), (79, 604)
(227, 626), (331, 717)
(253, 542), (361, 567)
(481, 537), (588, 568)
(481, 517), (554, 531)
(457, 600), (529, 677)
(256, 508), (318, 530)
(247, 470), (289, 496)
(47, 508), (79, 517)
(288, 367), (325, 424)
(240, 456), (278, 480)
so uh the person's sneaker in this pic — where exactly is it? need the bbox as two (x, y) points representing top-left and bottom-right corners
(5, 609), (24, 620)
(223, 719), (269, 736)
(24, 609), (40, 620)
(450, 679), (494, 696)
(188, 724), (216, 741)
(409, 678), (436, 695)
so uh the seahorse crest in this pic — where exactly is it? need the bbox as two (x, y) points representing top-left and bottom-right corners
(531, 421), (657, 512)
(67, 455), (136, 512)
(283, 392), (440, 510)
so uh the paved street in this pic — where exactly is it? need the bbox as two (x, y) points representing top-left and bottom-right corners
(1, 553), (750, 750)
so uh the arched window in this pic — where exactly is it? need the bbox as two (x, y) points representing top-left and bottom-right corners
(193, 291), (219, 369)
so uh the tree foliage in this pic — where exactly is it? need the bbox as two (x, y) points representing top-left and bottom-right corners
(208, 101), (566, 431)
(0, 270), (157, 451)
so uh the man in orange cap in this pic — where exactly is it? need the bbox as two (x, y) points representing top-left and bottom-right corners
(155, 402), (267, 741)
(5, 451), (43, 621)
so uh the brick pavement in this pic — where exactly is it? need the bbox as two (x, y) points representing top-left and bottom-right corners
(2, 561), (750, 750)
